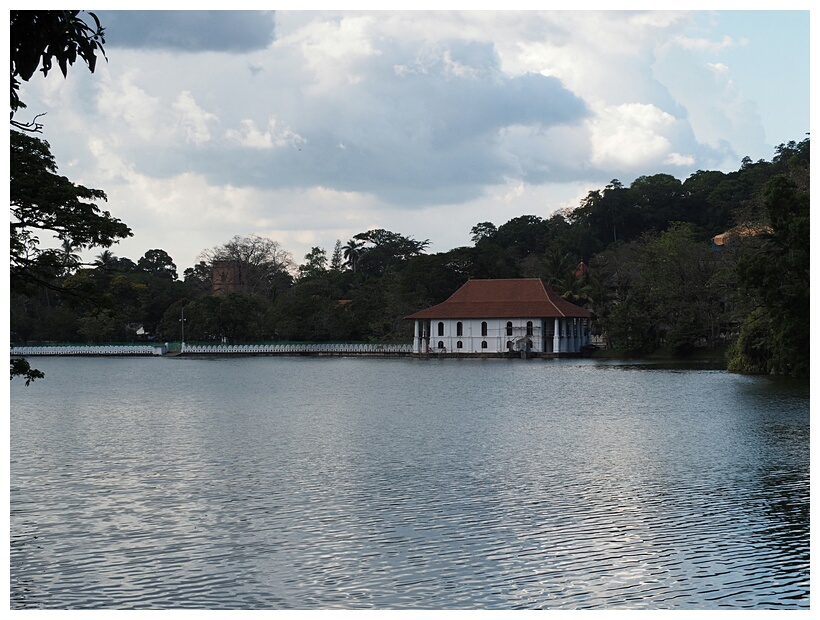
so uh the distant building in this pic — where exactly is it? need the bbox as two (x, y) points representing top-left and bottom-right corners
(212, 260), (243, 295)
(406, 278), (591, 355)
(711, 224), (772, 249)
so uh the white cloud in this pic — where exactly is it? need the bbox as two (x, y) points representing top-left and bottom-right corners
(172, 91), (218, 145)
(653, 39), (766, 165)
(706, 62), (731, 77)
(224, 117), (306, 150)
(509, 11), (692, 101)
(87, 137), (136, 182)
(673, 34), (742, 52)
(395, 44), (486, 80)
(664, 152), (696, 166)
(96, 70), (163, 143)
(588, 103), (677, 170)
(90, 171), (292, 268)
(277, 14), (382, 92)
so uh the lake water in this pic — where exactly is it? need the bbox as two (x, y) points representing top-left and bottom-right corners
(9, 356), (810, 609)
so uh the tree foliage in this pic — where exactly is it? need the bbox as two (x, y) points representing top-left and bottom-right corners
(10, 10), (118, 385)
(11, 10), (106, 125)
(600, 223), (727, 355)
(729, 172), (810, 376)
(330, 239), (343, 271)
(353, 229), (430, 276)
(297, 246), (328, 281)
(9, 358), (45, 385)
(138, 248), (178, 280)
(342, 239), (363, 273)
(199, 234), (294, 297)
(10, 130), (132, 295)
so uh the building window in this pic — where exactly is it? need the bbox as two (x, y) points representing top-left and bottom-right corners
(438, 322), (444, 337)
(526, 321), (533, 336)
(506, 321), (513, 336)
(456, 321), (463, 336)
(438, 341), (444, 350)
(456, 340), (463, 349)
(481, 340), (488, 349)
(481, 321), (488, 336)
(506, 340), (513, 350)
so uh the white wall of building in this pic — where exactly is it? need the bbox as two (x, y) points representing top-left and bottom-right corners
(413, 317), (590, 354)
(414, 318), (545, 354)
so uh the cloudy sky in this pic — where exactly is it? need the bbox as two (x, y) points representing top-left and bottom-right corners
(16, 8), (810, 273)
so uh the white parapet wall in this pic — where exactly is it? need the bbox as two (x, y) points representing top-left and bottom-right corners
(11, 343), (414, 356)
(180, 343), (413, 354)
(12, 344), (162, 356)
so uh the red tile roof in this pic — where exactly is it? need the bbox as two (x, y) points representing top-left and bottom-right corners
(406, 278), (590, 320)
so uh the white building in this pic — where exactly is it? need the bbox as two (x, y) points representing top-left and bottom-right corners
(406, 278), (591, 355)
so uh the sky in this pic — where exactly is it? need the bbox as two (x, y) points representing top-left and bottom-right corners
(13, 7), (812, 274)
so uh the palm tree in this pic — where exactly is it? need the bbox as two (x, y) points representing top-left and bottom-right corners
(542, 248), (573, 289)
(93, 249), (117, 269)
(60, 240), (82, 276)
(343, 239), (363, 273)
(557, 270), (593, 308)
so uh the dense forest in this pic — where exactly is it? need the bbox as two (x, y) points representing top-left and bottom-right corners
(11, 134), (809, 376)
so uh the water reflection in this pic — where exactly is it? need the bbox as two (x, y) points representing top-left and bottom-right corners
(10, 357), (809, 609)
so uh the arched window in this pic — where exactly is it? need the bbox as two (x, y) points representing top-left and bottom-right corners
(456, 340), (463, 349)
(481, 340), (488, 349)
(438, 341), (444, 350)
(456, 321), (463, 336)
(506, 321), (513, 336)
(481, 321), (488, 337)
(437, 322), (444, 336)
(526, 321), (533, 336)
(506, 340), (513, 350)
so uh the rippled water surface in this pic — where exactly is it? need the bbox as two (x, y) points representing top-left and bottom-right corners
(10, 356), (809, 609)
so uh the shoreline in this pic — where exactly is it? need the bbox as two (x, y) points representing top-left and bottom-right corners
(11, 343), (729, 366)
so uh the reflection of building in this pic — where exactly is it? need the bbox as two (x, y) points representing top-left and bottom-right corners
(406, 278), (591, 355)
(212, 260), (243, 295)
